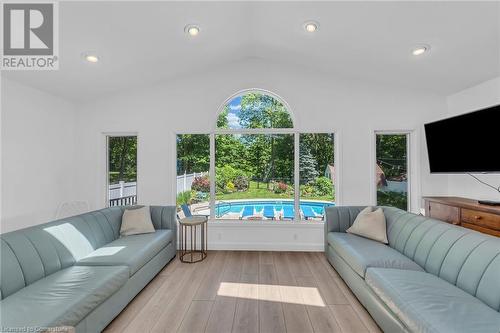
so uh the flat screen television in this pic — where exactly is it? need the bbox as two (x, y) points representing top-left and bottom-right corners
(424, 104), (500, 173)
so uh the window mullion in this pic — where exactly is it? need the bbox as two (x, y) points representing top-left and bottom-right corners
(209, 133), (216, 219)
(294, 133), (300, 221)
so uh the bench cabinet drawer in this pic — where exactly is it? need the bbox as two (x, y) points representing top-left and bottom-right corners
(461, 209), (500, 232)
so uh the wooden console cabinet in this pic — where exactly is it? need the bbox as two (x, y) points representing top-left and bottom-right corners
(423, 196), (500, 237)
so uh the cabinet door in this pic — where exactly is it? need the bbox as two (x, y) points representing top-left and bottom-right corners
(427, 202), (460, 225)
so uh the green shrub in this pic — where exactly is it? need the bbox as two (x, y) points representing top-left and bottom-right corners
(216, 165), (237, 191)
(301, 184), (314, 196)
(216, 165), (250, 193)
(312, 176), (333, 196)
(377, 190), (407, 210)
(176, 190), (193, 207)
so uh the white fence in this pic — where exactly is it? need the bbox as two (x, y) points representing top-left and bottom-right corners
(177, 172), (208, 194)
(381, 180), (408, 193)
(109, 181), (137, 200)
(107, 172), (207, 201)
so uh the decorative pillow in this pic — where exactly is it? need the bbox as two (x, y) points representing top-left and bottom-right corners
(120, 206), (155, 236)
(346, 207), (388, 244)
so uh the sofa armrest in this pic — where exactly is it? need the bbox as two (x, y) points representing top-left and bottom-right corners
(324, 206), (368, 251)
(150, 206), (177, 244)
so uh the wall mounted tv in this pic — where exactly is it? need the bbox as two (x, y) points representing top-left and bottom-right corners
(425, 104), (500, 173)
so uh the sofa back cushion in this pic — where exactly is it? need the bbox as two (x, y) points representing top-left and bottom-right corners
(0, 206), (124, 299)
(382, 207), (500, 312)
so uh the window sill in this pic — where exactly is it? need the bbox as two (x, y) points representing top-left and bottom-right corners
(207, 219), (324, 227)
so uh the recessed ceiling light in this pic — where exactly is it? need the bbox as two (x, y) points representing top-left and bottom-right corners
(412, 45), (430, 56)
(304, 21), (319, 33)
(84, 54), (99, 63)
(185, 24), (200, 37)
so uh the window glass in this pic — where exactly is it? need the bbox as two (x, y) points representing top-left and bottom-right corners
(376, 133), (409, 210)
(108, 136), (137, 206)
(215, 134), (294, 219)
(217, 92), (293, 129)
(176, 134), (211, 217)
(299, 133), (335, 221)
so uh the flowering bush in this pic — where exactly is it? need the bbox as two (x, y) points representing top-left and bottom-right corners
(234, 175), (249, 190)
(274, 182), (288, 194)
(225, 181), (236, 193)
(191, 175), (210, 192)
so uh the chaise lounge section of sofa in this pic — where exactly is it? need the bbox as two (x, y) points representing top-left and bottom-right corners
(0, 205), (177, 333)
(325, 206), (500, 333)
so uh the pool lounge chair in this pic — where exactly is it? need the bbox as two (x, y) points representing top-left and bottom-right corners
(301, 206), (316, 220)
(282, 206), (294, 220)
(263, 206), (275, 220)
(240, 206), (254, 219)
(181, 204), (192, 218)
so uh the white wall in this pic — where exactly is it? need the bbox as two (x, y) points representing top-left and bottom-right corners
(445, 76), (500, 201)
(74, 59), (448, 249)
(1, 78), (78, 233)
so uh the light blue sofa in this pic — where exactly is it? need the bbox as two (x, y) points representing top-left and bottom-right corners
(325, 206), (500, 333)
(0, 205), (177, 332)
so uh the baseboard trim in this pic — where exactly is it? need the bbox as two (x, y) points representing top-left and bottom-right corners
(201, 241), (323, 251)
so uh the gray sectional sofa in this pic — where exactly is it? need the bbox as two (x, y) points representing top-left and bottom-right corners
(325, 206), (500, 333)
(0, 205), (177, 332)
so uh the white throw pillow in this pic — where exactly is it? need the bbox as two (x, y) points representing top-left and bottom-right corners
(120, 206), (155, 237)
(346, 207), (388, 244)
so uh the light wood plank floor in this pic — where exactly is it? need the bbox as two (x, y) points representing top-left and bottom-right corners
(104, 251), (381, 333)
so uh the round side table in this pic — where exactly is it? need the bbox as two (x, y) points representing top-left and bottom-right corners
(179, 215), (208, 263)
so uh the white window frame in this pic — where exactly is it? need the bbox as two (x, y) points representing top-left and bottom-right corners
(372, 130), (412, 211)
(105, 133), (138, 207)
(174, 89), (341, 223)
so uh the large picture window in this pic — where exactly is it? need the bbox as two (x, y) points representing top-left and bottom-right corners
(375, 132), (410, 210)
(176, 90), (336, 222)
(215, 133), (294, 219)
(107, 135), (137, 207)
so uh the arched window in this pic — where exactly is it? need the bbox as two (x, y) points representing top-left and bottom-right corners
(176, 90), (336, 222)
(217, 92), (293, 129)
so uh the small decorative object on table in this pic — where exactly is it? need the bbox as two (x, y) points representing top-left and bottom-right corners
(179, 215), (208, 263)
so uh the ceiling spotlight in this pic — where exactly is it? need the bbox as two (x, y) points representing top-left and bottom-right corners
(304, 21), (319, 33)
(412, 45), (430, 56)
(185, 24), (200, 37)
(83, 54), (99, 63)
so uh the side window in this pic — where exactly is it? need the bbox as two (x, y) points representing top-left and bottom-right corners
(107, 135), (137, 207)
(375, 133), (409, 210)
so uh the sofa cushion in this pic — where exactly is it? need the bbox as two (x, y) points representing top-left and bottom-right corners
(0, 265), (128, 329)
(347, 207), (388, 244)
(120, 206), (155, 236)
(76, 230), (172, 276)
(327, 232), (423, 277)
(366, 268), (500, 333)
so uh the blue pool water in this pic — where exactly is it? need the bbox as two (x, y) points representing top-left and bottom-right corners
(215, 200), (334, 219)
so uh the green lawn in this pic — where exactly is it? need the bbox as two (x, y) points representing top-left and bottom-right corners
(216, 181), (334, 202)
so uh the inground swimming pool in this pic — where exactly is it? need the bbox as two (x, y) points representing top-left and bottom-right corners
(214, 200), (334, 220)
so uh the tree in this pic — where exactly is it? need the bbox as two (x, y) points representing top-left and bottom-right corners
(376, 135), (407, 180)
(109, 136), (137, 183)
(299, 141), (319, 184)
(238, 93), (293, 129)
(300, 133), (334, 174)
(176, 134), (210, 175)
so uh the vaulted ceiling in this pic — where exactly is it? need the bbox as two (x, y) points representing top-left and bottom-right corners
(3, 1), (499, 102)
